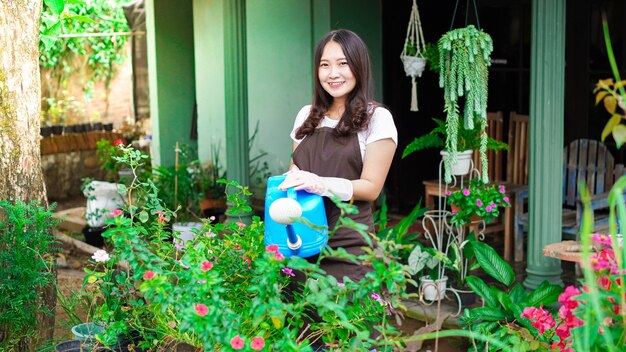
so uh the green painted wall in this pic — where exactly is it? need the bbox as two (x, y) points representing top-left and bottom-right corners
(330, 0), (383, 102)
(246, 1), (318, 176)
(145, 0), (196, 167)
(193, 0), (226, 165)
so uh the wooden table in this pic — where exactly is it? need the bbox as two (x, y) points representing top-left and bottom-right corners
(422, 180), (527, 261)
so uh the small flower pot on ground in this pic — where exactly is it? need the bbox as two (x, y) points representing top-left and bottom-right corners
(420, 275), (448, 301)
(81, 225), (106, 247)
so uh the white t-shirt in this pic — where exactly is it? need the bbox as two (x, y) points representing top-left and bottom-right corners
(289, 105), (398, 160)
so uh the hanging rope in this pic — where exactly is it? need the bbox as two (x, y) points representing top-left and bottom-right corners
(400, 0), (426, 112)
(449, 0), (481, 30)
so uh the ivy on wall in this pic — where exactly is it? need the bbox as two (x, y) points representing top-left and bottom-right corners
(38, 0), (134, 125)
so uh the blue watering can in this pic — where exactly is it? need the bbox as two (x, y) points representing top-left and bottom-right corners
(264, 174), (328, 258)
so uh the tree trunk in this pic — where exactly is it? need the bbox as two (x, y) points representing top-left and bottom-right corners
(0, 1), (55, 349)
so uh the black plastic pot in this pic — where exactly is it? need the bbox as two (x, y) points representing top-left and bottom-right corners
(51, 124), (64, 135)
(64, 125), (76, 134)
(41, 126), (53, 137)
(82, 225), (105, 247)
(93, 122), (103, 131)
(458, 291), (477, 307)
(103, 123), (114, 131)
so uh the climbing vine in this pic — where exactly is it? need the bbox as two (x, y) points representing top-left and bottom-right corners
(39, 0), (132, 95)
(438, 25), (493, 183)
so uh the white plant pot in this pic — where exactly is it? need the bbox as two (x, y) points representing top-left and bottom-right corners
(401, 55), (426, 78)
(420, 276), (448, 301)
(173, 222), (203, 247)
(83, 181), (124, 227)
(440, 150), (473, 176)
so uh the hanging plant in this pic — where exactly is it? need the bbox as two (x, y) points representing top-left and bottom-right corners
(438, 24), (493, 183)
(400, 0), (427, 112)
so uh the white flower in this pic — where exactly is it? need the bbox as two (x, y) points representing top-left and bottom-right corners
(92, 249), (110, 263)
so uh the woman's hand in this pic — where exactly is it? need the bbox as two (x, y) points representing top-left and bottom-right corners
(278, 170), (353, 201)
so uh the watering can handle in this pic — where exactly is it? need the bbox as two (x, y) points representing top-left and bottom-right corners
(287, 188), (297, 200)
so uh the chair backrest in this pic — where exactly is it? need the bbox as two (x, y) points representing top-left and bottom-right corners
(506, 112), (530, 186)
(562, 139), (615, 207)
(473, 111), (504, 181)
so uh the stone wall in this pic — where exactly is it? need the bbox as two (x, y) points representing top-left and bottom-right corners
(42, 150), (107, 201)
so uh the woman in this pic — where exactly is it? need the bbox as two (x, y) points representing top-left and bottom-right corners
(279, 28), (397, 283)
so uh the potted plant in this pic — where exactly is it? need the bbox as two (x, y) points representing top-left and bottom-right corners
(153, 143), (210, 246)
(408, 243), (447, 301)
(402, 118), (508, 176)
(446, 178), (511, 226)
(438, 25), (493, 183)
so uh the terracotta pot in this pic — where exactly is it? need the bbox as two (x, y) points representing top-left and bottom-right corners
(449, 204), (481, 222)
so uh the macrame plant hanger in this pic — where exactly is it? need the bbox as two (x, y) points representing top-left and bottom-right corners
(400, 0), (426, 112)
(449, 0), (482, 31)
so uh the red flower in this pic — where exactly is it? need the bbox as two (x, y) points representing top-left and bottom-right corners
(143, 270), (155, 280)
(230, 335), (244, 350)
(233, 244), (242, 250)
(201, 261), (213, 271)
(113, 139), (123, 146)
(111, 209), (123, 217)
(520, 306), (555, 334)
(250, 336), (265, 351)
(195, 303), (208, 316)
(236, 221), (246, 227)
(266, 244), (279, 253)
(274, 252), (285, 261)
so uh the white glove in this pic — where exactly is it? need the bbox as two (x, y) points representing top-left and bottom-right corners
(278, 170), (353, 201)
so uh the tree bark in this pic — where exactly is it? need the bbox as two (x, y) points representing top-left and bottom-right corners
(0, 1), (55, 349)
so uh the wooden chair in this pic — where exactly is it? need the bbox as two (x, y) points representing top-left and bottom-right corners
(506, 112), (530, 186)
(472, 111), (505, 182)
(514, 139), (625, 260)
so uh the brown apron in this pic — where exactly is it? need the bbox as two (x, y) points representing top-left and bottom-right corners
(293, 127), (375, 282)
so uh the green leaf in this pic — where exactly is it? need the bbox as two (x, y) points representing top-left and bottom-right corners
(42, 21), (62, 38)
(509, 283), (528, 304)
(44, 0), (65, 15)
(525, 280), (562, 307)
(65, 14), (96, 23)
(465, 276), (499, 307)
(612, 124), (626, 148)
(472, 241), (515, 286)
(138, 211), (149, 223)
(595, 90), (609, 105)
(471, 306), (507, 322)
(602, 114), (622, 141)
(40, 36), (58, 52)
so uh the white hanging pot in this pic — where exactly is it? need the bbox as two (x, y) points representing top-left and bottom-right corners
(401, 56), (426, 78)
(440, 150), (473, 176)
(173, 222), (203, 247)
(420, 276), (448, 301)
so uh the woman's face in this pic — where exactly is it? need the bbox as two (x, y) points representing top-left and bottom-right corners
(318, 41), (356, 103)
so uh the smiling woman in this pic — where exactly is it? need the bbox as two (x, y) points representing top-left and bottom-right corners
(278, 29), (398, 345)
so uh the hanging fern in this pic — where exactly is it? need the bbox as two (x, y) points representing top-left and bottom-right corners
(438, 25), (493, 183)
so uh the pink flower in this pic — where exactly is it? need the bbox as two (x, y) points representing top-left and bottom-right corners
(499, 185), (506, 194)
(154, 210), (167, 224)
(281, 267), (295, 277)
(485, 205), (493, 212)
(445, 191), (451, 196)
(250, 336), (265, 350)
(371, 293), (381, 301)
(591, 233), (612, 247)
(520, 306), (555, 334)
(201, 261), (214, 271)
(600, 276), (612, 290)
(236, 221), (246, 227)
(274, 252), (285, 261)
(337, 282), (344, 287)
(143, 270), (155, 280)
(230, 335), (244, 350)
(462, 189), (470, 196)
(451, 209), (457, 215)
(558, 286), (581, 310)
(111, 209), (123, 217)
(195, 303), (208, 316)
(233, 244), (242, 250)
(503, 196), (510, 203)
(266, 244), (279, 253)
(555, 323), (571, 340)
(113, 139), (124, 146)
(476, 199), (483, 207)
